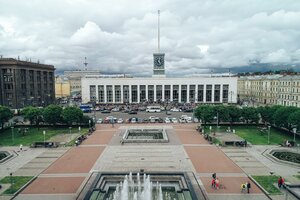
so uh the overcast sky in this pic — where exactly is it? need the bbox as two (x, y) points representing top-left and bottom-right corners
(1, 0), (300, 76)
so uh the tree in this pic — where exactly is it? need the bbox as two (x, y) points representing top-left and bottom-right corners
(194, 105), (214, 125)
(274, 106), (298, 130)
(288, 110), (300, 130)
(269, 105), (283, 125)
(43, 105), (63, 125)
(257, 106), (272, 125)
(0, 106), (13, 128)
(213, 105), (230, 123)
(62, 106), (83, 126)
(227, 105), (241, 127)
(22, 106), (43, 126)
(241, 107), (259, 124)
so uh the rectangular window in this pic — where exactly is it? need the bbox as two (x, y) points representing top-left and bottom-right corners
(156, 85), (162, 101)
(106, 85), (113, 103)
(98, 85), (105, 103)
(206, 85), (212, 102)
(181, 85), (187, 102)
(131, 85), (138, 103)
(90, 85), (96, 102)
(164, 85), (171, 101)
(222, 84), (229, 103)
(115, 85), (121, 103)
(197, 85), (204, 102)
(214, 85), (220, 102)
(123, 85), (129, 103)
(140, 85), (146, 102)
(148, 85), (154, 101)
(173, 85), (179, 102)
(189, 85), (195, 102)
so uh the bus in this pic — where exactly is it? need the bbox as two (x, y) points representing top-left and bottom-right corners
(146, 106), (161, 113)
(80, 105), (91, 113)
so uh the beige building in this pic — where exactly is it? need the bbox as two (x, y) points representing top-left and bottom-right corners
(64, 70), (101, 95)
(55, 76), (71, 98)
(238, 75), (300, 107)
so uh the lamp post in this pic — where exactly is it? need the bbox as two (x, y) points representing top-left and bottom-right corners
(209, 126), (212, 135)
(10, 172), (13, 193)
(293, 128), (297, 144)
(88, 120), (91, 130)
(79, 126), (81, 135)
(268, 125), (271, 145)
(43, 130), (46, 148)
(11, 127), (14, 145)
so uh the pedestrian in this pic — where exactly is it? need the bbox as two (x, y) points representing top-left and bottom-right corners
(19, 144), (23, 151)
(246, 181), (251, 193)
(241, 183), (246, 193)
(212, 172), (216, 180)
(211, 178), (215, 188)
(278, 176), (284, 188)
(215, 178), (220, 189)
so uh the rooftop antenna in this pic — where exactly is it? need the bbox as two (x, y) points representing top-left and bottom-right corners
(158, 10), (160, 53)
(84, 57), (88, 71)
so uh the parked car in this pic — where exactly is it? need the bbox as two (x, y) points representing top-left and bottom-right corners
(112, 107), (120, 112)
(128, 110), (138, 114)
(131, 118), (137, 123)
(101, 110), (111, 113)
(117, 118), (124, 123)
(171, 118), (178, 123)
(170, 107), (182, 112)
(165, 117), (171, 123)
(96, 118), (103, 124)
(104, 116), (117, 123)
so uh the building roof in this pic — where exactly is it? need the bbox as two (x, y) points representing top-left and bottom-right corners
(0, 58), (55, 70)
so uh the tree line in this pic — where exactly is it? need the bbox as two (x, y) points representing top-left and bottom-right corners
(194, 105), (300, 131)
(0, 105), (93, 128)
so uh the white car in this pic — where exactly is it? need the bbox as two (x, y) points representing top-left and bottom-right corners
(165, 117), (171, 123)
(171, 118), (178, 123)
(170, 108), (182, 112)
(186, 117), (193, 123)
(117, 118), (123, 123)
(131, 118), (137, 123)
(96, 118), (103, 124)
(149, 116), (157, 123)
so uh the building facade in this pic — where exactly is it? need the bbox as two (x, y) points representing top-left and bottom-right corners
(238, 75), (300, 107)
(81, 76), (238, 104)
(55, 76), (71, 98)
(0, 58), (55, 108)
(64, 70), (101, 95)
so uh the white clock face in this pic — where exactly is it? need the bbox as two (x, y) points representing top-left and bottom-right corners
(155, 56), (164, 67)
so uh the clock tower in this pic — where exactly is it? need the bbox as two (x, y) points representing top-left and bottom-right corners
(153, 10), (166, 77)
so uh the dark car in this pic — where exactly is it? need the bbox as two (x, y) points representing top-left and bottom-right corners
(128, 110), (138, 114)
(101, 110), (111, 113)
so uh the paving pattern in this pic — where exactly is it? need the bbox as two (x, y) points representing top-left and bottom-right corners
(15, 123), (270, 200)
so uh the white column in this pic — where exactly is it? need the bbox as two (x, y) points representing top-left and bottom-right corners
(220, 84), (223, 103)
(104, 85), (107, 103)
(96, 85), (99, 103)
(162, 85), (165, 101)
(146, 85), (148, 101)
(112, 85), (115, 103)
(121, 85), (124, 103)
(212, 85), (215, 103)
(170, 85), (173, 101)
(187, 85), (190, 103)
(179, 85), (182, 103)
(154, 85), (157, 102)
(195, 84), (198, 103)
(203, 85), (206, 103)
(137, 86), (140, 103)
(129, 85), (132, 103)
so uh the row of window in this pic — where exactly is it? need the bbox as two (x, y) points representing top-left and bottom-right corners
(90, 84), (230, 103)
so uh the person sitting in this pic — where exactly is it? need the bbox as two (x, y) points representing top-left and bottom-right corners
(286, 140), (291, 147)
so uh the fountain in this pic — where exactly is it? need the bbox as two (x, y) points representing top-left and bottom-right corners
(112, 172), (162, 200)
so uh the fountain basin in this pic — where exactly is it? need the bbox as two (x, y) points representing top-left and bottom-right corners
(122, 127), (169, 143)
(0, 151), (13, 163)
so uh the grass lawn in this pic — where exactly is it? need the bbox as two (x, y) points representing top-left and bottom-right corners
(0, 127), (88, 146)
(202, 125), (300, 145)
(294, 175), (300, 180)
(252, 175), (282, 195)
(0, 176), (33, 195)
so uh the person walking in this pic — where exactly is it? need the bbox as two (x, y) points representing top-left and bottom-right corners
(241, 183), (246, 193)
(212, 173), (216, 180)
(278, 176), (284, 188)
(246, 181), (251, 193)
(215, 178), (220, 189)
(211, 178), (215, 188)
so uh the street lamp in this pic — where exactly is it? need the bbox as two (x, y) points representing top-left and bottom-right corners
(268, 125), (271, 145)
(209, 126), (212, 135)
(78, 126), (81, 135)
(10, 172), (13, 193)
(88, 120), (91, 130)
(293, 127), (297, 144)
(43, 130), (46, 148)
(11, 127), (14, 145)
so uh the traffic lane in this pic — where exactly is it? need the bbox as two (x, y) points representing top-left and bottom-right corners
(84, 111), (194, 120)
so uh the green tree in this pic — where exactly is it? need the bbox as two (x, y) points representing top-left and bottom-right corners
(227, 105), (241, 127)
(213, 105), (230, 123)
(194, 105), (214, 125)
(43, 105), (63, 125)
(257, 106), (272, 125)
(21, 106), (43, 126)
(0, 106), (13, 128)
(269, 105), (283, 125)
(288, 110), (300, 130)
(274, 106), (298, 130)
(62, 107), (83, 125)
(241, 107), (259, 124)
